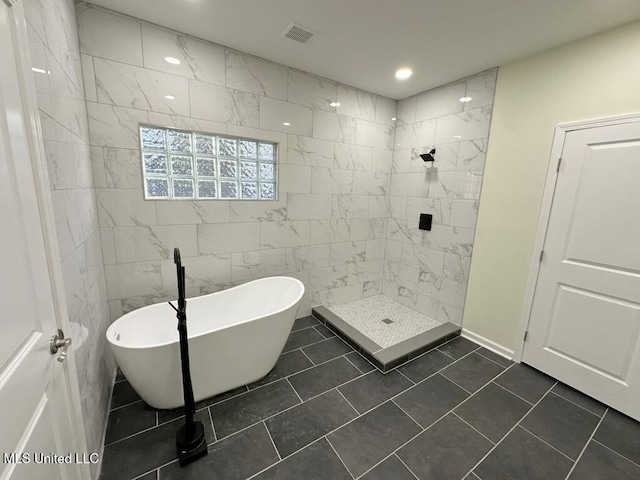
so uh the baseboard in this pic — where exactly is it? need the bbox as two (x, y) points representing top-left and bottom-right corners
(462, 328), (514, 360)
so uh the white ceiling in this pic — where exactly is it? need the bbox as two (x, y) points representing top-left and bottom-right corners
(86, 0), (640, 100)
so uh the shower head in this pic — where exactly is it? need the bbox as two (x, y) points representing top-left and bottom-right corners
(420, 149), (436, 162)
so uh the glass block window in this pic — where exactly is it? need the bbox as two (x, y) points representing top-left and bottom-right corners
(140, 126), (277, 200)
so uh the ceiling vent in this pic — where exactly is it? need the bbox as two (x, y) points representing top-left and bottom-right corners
(282, 23), (316, 44)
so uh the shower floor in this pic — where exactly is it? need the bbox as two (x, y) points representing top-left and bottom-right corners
(313, 295), (461, 371)
(328, 295), (442, 349)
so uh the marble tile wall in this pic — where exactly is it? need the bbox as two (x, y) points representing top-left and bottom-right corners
(384, 70), (497, 325)
(76, 3), (396, 319)
(24, 0), (114, 473)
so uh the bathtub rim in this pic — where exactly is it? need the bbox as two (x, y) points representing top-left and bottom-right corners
(106, 276), (305, 350)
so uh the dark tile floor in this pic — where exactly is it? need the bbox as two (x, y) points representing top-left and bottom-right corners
(100, 316), (640, 480)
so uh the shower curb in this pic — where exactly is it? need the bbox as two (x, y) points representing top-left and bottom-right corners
(311, 306), (461, 372)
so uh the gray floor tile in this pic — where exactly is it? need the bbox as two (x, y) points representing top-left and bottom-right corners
(115, 368), (126, 382)
(360, 454), (416, 480)
(521, 392), (600, 459)
(159, 423), (279, 480)
(475, 427), (573, 480)
(397, 414), (492, 480)
(441, 353), (505, 393)
(494, 363), (555, 404)
(302, 337), (353, 364)
(158, 386), (248, 424)
(345, 351), (376, 373)
(105, 401), (156, 445)
(253, 439), (351, 480)
(397, 349), (454, 383)
(394, 373), (469, 428)
(265, 390), (358, 458)
(594, 409), (640, 465)
(476, 347), (513, 368)
(551, 384), (606, 417)
(569, 441), (640, 480)
(288, 356), (361, 400)
(328, 401), (421, 478)
(456, 382), (531, 443)
(209, 379), (300, 438)
(338, 370), (413, 414)
(292, 315), (321, 332)
(314, 323), (337, 338)
(282, 328), (325, 353)
(438, 337), (478, 359)
(111, 381), (141, 409)
(247, 350), (313, 389)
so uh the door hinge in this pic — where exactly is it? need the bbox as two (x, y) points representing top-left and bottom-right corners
(539, 250), (544, 262)
(524, 331), (529, 342)
(556, 157), (562, 173)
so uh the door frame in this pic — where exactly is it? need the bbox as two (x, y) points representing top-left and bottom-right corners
(5, 1), (91, 478)
(514, 112), (640, 363)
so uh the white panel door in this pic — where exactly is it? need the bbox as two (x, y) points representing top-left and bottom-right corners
(0, 2), (84, 479)
(523, 119), (640, 420)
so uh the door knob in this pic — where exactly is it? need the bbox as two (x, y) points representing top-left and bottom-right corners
(50, 329), (72, 363)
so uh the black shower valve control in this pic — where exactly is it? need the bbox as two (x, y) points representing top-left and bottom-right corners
(419, 213), (432, 231)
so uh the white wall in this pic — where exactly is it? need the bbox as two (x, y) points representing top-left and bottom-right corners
(464, 20), (640, 351)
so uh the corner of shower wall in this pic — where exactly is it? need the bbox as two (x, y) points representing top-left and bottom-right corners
(24, 0), (115, 473)
(383, 68), (498, 326)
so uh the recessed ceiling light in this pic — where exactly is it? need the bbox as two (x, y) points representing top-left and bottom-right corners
(459, 96), (472, 103)
(391, 117), (397, 121)
(164, 56), (181, 65)
(164, 95), (175, 100)
(282, 122), (291, 126)
(31, 67), (47, 74)
(395, 68), (412, 80)
(329, 102), (340, 107)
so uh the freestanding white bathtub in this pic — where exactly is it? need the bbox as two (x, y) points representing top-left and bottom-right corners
(106, 276), (305, 409)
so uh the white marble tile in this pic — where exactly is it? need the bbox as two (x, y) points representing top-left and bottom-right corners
(352, 171), (389, 196)
(383, 261), (419, 292)
(198, 223), (260, 254)
(450, 200), (479, 229)
(334, 143), (372, 171)
(91, 147), (142, 189)
(260, 97), (312, 136)
(330, 241), (367, 265)
(147, 112), (228, 136)
(100, 228), (116, 265)
(312, 110), (356, 144)
(113, 225), (197, 263)
(287, 135), (334, 168)
(161, 254), (231, 291)
(87, 103), (148, 149)
(261, 221), (310, 248)
(389, 172), (429, 197)
(412, 142), (458, 173)
(388, 196), (407, 220)
(286, 194), (332, 220)
(309, 219), (350, 245)
(280, 164), (311, 193)
(94, 58), (190, 116)
(443, 252), (471, 283)
(366, 239), (386, 262)
(96, 188), (156, 227)
(368, 196), (389, 218)
(348, 260), (382, 285)
(81, 54), (97, 102)
(438, 303), (463, 325)
(226, 51), (287, 100)
(190, 80), (259, 127)
(363, 279), (382, 298)
(422, 225), (475, 256)
(156, 200), (230, 225)
(141, 24), (225, 85)
(288, 70), (337, 111)
(288, 245), (330, 271)
(396, 96), (416, 125)
(375, 96), (397, 126)
(78, 4), (142, 66)
(308, 265), (348, 292)
(415, 82), (466, 122)
(402, 244), (445, 277)
(371, 149), (392, 173)
(311, 167), (353, 195)
(384, 239), (403, 264)
(331, 195), (370, 219)
(355, 119), (394, 150)
(415, 294), (440, 318)
(336, 86), (376, 121)
(417, 269), (443, 298)
(405, 197), (452, 225)
(350, 218), (386, 241)
(312, 283), (363, 307)
(45, 140), (77, 190)
(229, 197), (288, 223)
(428, 170), (483, 200)
(231, 248), (290, 281)
(435, 107), (492, 144)
(394, 119), (437, 150)
(465, 69), (497, 110)
(392, 149), (411, 174)
(104, 261), (162, 300)
(457, 139), (487, 171)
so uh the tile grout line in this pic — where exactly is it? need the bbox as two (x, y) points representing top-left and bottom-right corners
(286, 377), (304, 404)
(591, 438), (640, 469)
(475, 350), (513, 369)
(518, 425), (576, 462)
(263, 420), (282, 461)
(391, 399), (425, 431)
(299, 348), (316, 366)
(207, 406), (217, 443)
(491, 380), (534, 406)
(335, 388), (361, 416)
(462, 381), (559, 479)
(393, 452), (421, 480)
(451, 411), (496, 445)
(325, 436), (357, 480)
(548, 390), (602, 418)
(395, 368), (416, 385)
(343, 353), (367, 374)
(563, 408), (609, 479)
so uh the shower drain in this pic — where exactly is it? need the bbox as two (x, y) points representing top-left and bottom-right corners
(381, 318), (394, 324)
